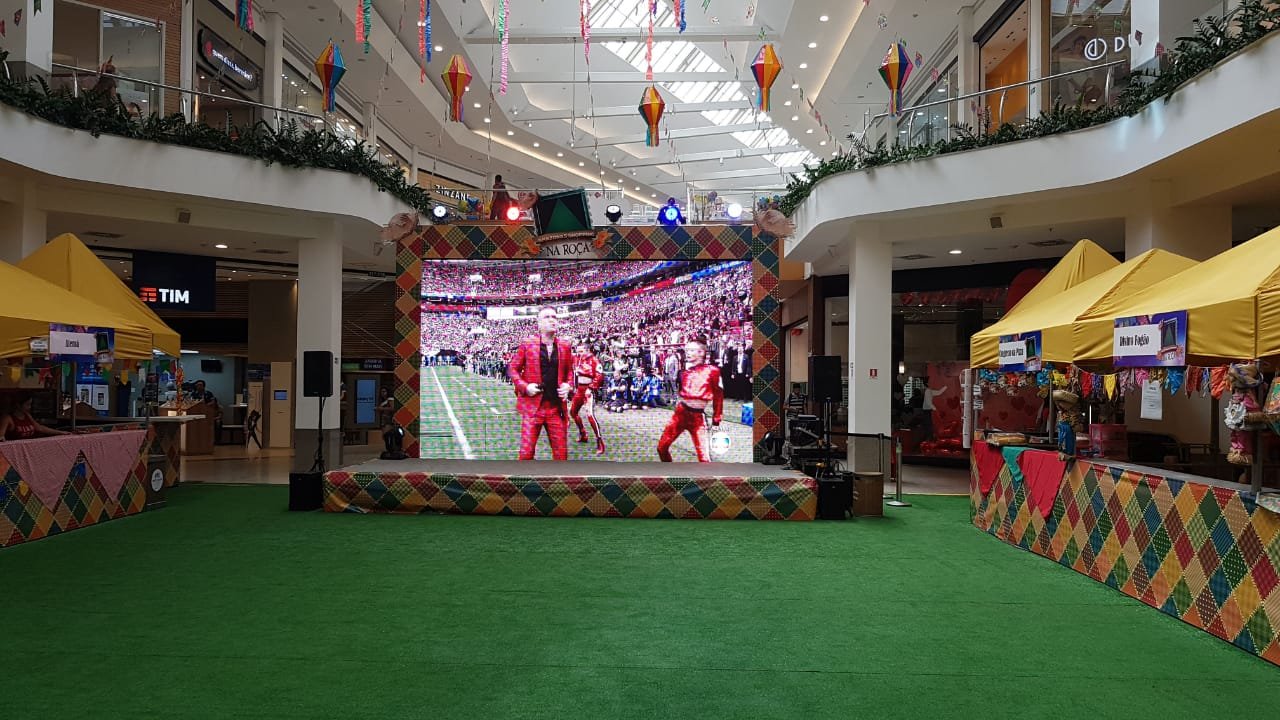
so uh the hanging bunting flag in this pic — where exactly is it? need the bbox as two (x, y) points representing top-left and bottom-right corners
(878, 41), (914, 115)
(355, 0), (372, 53)
(639, 85), (666, 147)
(646, 1), (656, 81)
(702, 0), (711, 10)
(498, 0), (510, 94)
(420, 0), (432, 63)
(580, 0), (591, 62)
(314, 40), (346, 113)
(674, 0), (686, 32)
(751, 43), (782, 111)
(236, 0), (252, 32)
(442, 54), (472, 122)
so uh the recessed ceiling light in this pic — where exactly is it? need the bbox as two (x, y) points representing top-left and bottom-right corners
(791, 83), (799, 89)
(784, 100), (792, 106)
(949, 249), (963, 255)
(635, 186), (640, 191)
(808, 42), (817, 49)
(214, 244), (228, 249)
(434, 45), (443, 53)
(473, 102), (481, 108)
(798, 62), (808, 69)
(483, 117), (491, 123)
(820, 140), (827, 146)
(557, 152), (564, 157)
(578, 161), (585, 166)
(507, 130), (514, 136)
(806, 128), (813, 134)
(533, 142), (540, 147)
(791, 115), (799, 121)
(819, 15), (829, 22)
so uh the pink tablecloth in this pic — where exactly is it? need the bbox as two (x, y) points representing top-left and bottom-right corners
(0, 430), (146, 509)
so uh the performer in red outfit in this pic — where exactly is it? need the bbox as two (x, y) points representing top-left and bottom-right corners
(570, 342), (606, 455)
(657, 339), (724, 462)
(507, 307), (574, 460)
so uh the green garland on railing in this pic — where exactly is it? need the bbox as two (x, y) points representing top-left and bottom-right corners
(0, 53), (435, 216)
(777, 0), (1280, 217)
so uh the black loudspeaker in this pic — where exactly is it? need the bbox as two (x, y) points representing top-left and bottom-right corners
(816, 474), (853, 520)
(809, 355), (842, 402)
(302, 350), (333, 398)
(289, 472), (323, 511)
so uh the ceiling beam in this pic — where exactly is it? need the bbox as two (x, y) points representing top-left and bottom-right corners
(594, 121), (769, 147)
(650, 167), (801, 184)
(506, 71), (731, 84)
(617, 144), (805, 169)
(464, 27), (777, 44)
(519, 99), (755, 121)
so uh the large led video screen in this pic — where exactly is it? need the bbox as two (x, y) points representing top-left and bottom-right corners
(419, 259), (754, 463)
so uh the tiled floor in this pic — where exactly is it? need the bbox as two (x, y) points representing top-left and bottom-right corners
(181, 444), (972, 495)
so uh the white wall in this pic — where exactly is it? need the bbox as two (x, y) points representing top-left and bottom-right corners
(787, 327), (808, 386)
(1123, 389), (1226, 452)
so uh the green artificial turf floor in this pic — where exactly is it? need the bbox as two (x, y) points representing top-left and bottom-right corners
(2, 485), (1277, 719)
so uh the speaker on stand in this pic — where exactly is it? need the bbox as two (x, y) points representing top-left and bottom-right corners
(290, 350), (334, 511)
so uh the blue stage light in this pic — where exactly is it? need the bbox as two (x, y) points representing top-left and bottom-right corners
(659, 206), (681, 227)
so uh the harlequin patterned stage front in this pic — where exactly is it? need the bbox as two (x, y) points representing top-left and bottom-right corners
(971, 443), (1280, 666)
(325, 460), (817, 521)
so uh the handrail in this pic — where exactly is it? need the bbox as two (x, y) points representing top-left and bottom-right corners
(852, 60), (1128, 141)
(49, 62), (323, 122)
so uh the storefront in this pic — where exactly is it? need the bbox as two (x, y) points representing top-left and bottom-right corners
(978, 0), (1032, 124)
(192, 0), (265, 130)
(1048, 0), (1131, 108)
(50, 0), (170, 113)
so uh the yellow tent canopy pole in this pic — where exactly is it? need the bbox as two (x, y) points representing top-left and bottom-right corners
(18, 234), (181, 358)
(0, 260), (154, 359)
(970, 239), (1120, 367)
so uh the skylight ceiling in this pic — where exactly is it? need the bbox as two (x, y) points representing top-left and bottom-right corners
(592, 0), (817, 172)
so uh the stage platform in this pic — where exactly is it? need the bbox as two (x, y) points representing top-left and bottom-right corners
(324, 459), (817, 520)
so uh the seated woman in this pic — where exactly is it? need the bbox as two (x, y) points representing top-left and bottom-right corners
(0, 395), (71, 440)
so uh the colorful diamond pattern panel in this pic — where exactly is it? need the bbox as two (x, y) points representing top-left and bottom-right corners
(0, 431), (150, 549)
(396, 224), (782, 460)
(325, 470), (817, 521)
(971, 454), (1280, 666)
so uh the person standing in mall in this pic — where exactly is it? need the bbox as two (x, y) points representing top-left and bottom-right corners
(488, 174), (512, 220)
(508, 307), (574, 461)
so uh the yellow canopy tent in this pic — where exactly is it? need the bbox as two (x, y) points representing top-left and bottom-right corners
(969, 239), (1121, 366)
(1075, 226), (1280, 366)
(0, 260), (154, 359)
(18, 233), (181, 357)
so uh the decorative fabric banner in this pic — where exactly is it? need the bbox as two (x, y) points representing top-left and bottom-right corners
(674, 0), (686, 32)
(0, 436), (84, 510)
(420, 0), (431, 62)
(498, 0), (510, 94)
(646, 0), (656, 80)
(1014, 448), (1067, 520)
(356, 0), (372, 53)
(236, 0), (253, 32)
(580, 0), (591, 61)
(79, 429), (147, 501)
(974, 440), (1005, 496)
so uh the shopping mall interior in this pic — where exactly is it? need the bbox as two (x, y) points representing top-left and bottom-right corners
(3, 0), (1280, 716)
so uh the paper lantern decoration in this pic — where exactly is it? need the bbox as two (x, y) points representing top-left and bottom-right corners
(879, 42), (914, 115)
(751, 43), (782, 111)
(314, 41), (346, 113)
(442, 54), (472, 122)
(638, 85), (665, 147)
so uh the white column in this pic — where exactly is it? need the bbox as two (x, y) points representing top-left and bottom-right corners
(1125, 180), (1232, 261)
(363, 102), (379, 147)
(956, 5), (978, 128)
(262, 12), (285, 127)
(846, 227), (893, 470)
(294, 223), (343, 437)
(0, 180), (47, 264)
(180, 0), (195, 120)
(409, 145), (420, 185)
(1, 0), (53, 78)
(1027, 0), (1044, 119)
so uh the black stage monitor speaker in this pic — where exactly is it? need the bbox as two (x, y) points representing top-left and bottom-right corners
(302, 350), (333, 398)
(809, 355), (842, 402)
(289, 472), (323, 511)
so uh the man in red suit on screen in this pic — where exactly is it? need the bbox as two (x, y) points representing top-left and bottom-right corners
(570, 342), (606, 455)
(508, 306), (574, 460)
(657, 338), (724, 462)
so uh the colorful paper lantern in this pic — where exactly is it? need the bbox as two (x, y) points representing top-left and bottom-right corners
(314, 40), (346, 113)
(442, 54), (472, 122)
(751, 43), (782, 111)
(879, 42), (914, 115)
(638, 85), (665, 147)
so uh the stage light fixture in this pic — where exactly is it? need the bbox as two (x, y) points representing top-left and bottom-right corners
(431, 205), (449, 221)
(604, 204), (623, 224)
(504, 205), (522, 223)
(659, 205), (681, 227)
(726, 202), (743, 220)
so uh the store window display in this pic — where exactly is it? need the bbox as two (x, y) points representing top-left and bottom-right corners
(51, 2), (164, 115)
(1049, 0), (1131, 108)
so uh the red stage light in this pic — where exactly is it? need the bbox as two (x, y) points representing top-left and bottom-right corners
(505, 205), (522, 223)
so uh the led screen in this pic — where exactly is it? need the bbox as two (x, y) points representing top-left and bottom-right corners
(419, 259), (754, 462)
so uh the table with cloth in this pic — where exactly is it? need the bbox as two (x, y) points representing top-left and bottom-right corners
(971, 440), (1280, 666)
(0, 427), (150, 548)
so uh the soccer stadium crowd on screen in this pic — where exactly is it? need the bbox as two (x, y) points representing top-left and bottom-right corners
(422, 260), (671, 301)
(420, 262), (754, 404)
